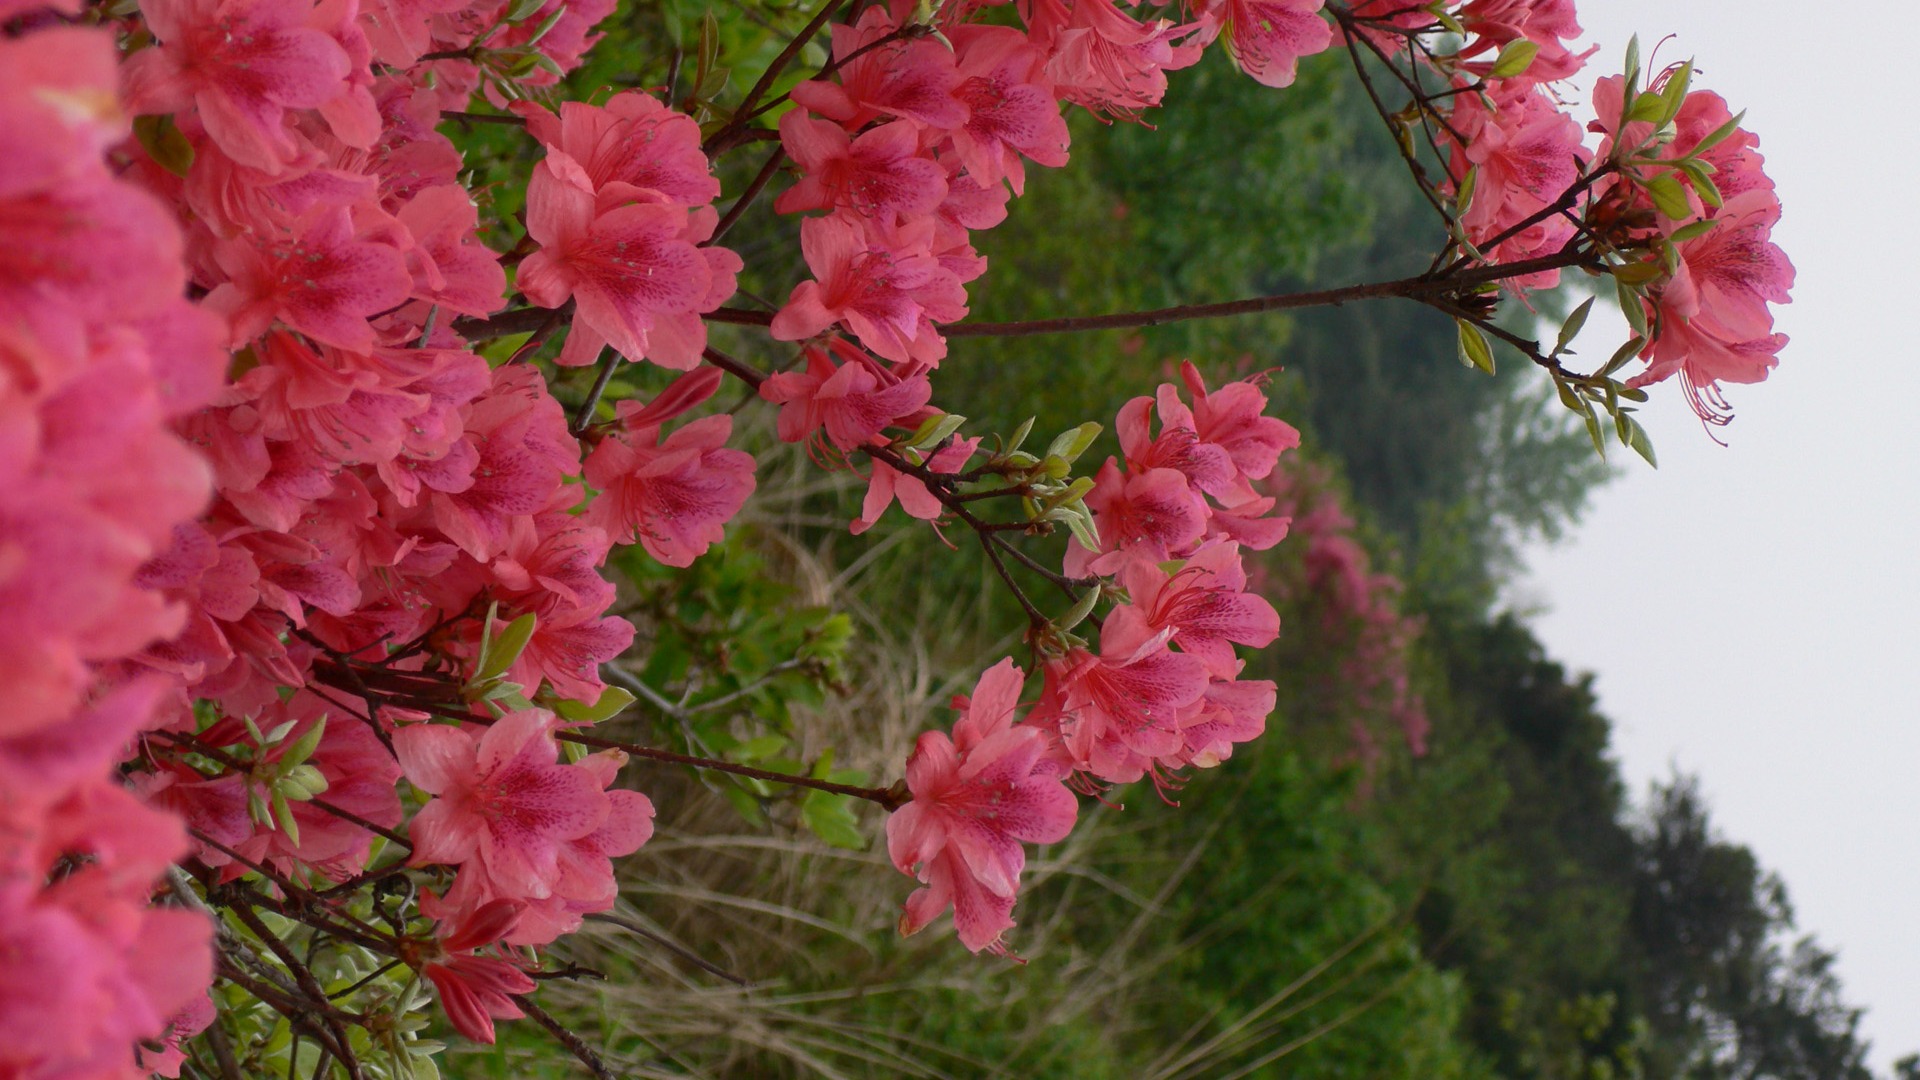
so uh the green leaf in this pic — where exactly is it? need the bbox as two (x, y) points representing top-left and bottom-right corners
(1062, 503), (1101, 552)
(1554, 297), (1596, 356)
(1616, 279), (1650, 335)
(1667, 218), (1719, 244)
(800, 790), (866, 850)
(1600, 335), (1648, 377)
(1004, 417), (1035, 454)
(1044, 422), (1102, 466)
(278, 716), (327, 770)
(1645, 174), (1692, 219)
(1626, 89), (1670, 124)
(733, 735), (788, 762)
(1456, 319), (1495, 375)
(133, 114), (194, 177)
(721, 784), (765, 827)
(271, 790), (301, 847)
(1489, 39), (1539, 79)
(553, 686), (636, 724)
(1659, 61), (1694, 123)
(1623, 415), (1658, 467)
(1454, 165), (1477, 217)
(902, 411), (966, 449)
(505, 0), (545, 20)
(476, 612), (537, 682)
(1055, 585), (1102, 633)
(1690, 109), (1747, 156)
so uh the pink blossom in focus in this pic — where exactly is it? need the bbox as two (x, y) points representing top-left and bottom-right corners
(887, 660), (1077, 952)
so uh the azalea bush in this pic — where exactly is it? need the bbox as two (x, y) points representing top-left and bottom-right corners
(0, 0), (1795, 1073)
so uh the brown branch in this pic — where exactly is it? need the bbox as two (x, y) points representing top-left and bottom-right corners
(704, 0), (849, 153)
(586, 913), (751, 986)
(514, 995), (618, 1080)
(709, 146), (787, 244)
(552, 728), (909, 809)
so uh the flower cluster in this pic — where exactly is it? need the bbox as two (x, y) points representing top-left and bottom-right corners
(886, 365), (1297, 951)
(1353, 0), (1794, 419)
(0, 0), (1797, 1066)
(0, 27), (222, 1079)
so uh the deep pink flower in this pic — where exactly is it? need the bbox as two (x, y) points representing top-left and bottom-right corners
(204, 205), (412, 352)
(775, 112), (949, 221)
(125, 0), (353, 172)
(1634, 190), (1794, 418)
(789, 8), (969, 132)
(1042, 636), (1210, 785)
(395, 710), (612, 900)
(946, 26), (1071, 195)
(1189, 0), (1332, 89)
(0, 28), (126, 201)
(1106, 540), (1279, 679)
(1030, 0), (1197, 119)
(760, 340), (934, 451)
(1066, 460), (1210, 576)
(518, 165), (740, 369)
(851, 435), (978, 535)
(396, 184), (507, 317)
(887, 660), (1077, 953)
(583, 413), (757, 568)
(771, 212), (970, 365)
(1175, 676), (1275, 768)
(514, 91), (720, 207)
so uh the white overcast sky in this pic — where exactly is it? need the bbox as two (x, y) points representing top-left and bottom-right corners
(1511, 1), (1920, 1070)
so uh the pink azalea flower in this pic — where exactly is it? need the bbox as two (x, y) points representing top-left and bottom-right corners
(1454, 0), (1592, 83)
(1065, 460), (1210, 576)
(1189, 0), (1332, 89)
(1447, 80), (1587, 277)
(583, 412), (757, 568)
(789, 8), (969, 132)
(771, 212), (969, 366)
(395, 709), (612, 901)
(1175, 676), (1275, 768)
(775, 112), (949, 222)
(418, 895), (536, 1044)
(1042, 635), (1210, 785)
(513, 92), (721, 208)
(396, 184), (507, 317)
(518, 165), (741, 369)
(1030, 0), (1198, 120)
(0, 27), (126, 201)
(124, 0), (353, 173)
(1634, 190), (1794, 418)
(759, 340), (934, 451)
(204, 205), (412, 352)
(887, 660), (1078, 953)
(851, 435), (979, 535)
(946, 26), (1072, 196)
(1106, 540), (1280, 679)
